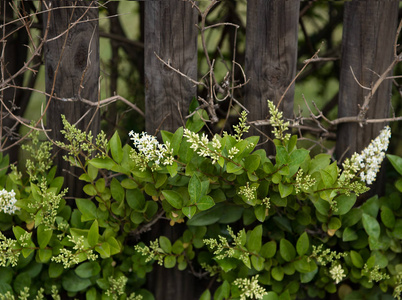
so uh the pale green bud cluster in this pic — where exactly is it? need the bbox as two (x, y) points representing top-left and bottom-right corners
(57, 115), (108, 160)
(21, 128), (52, 181)
(309, 245), (347, 266)
(394, 273), (402, 300)
(200, 262), (221, 277)
(295, 169), (316, 194)
(184, 129), (221, 164)
(27, 180), (66, 231)
(0, 232), (20, 267)
(135, 240), (164, 266)
(129, 131), (174, 171)
(17, 231), (32, 247)
(238, 182), (257, 204)
(362, 264), (390, 283)
(268, 100), (290, 142)
(233, 111), (250, 142)
(233, 275), (267, 300)
(204, 226), (249, 266)
(51, 235), (98, 268)
(105, 276), (129, 300)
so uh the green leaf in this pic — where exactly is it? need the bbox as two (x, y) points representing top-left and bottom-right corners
(110, 178), (124, 203)
(171, 127), (183, 156)
(75, 198), (97, 221)
(264, 292), (279, 300)
(381, 205), (395, 229)
(199, 289), (211, 300)
(95, 243), (110, 258)
(271, 266), (284, 281)
(182, 206), (197, 219)
(328, 217), (342, 236)
(126, 189), (146, 211)
(254, 205), (266, 222)
(121, 178), (138, 189)
(261, 241), (277, 258)
(38, 249), (52, 263)
(362, 213), (380, 239)
(159, 236), (172, 253)
(88, 220), (99, 247)
(197, 195), (215, 211)
(280, 239), (296, 262)
(334, 194), (357, 215)
(244, 154), (261, 173)
(308, 153), (331, 175)
(187, 204), (223, 226)
(342, 227), (358, 242)
(226, 162), (243, 174)
(89, 157), (116, 170)
(83, 184), (97, 196)
(49, 262), (64, 278)
(350, 250), (364, 268)
(164, 256), (176, 268)
(37, 224), (52, 249)
(189, 174), (202, 202)
(276, 145), (289, 166)
(296, 232), (309, 256)
(247, 225), (262, 253)
(13, 272), (31, 294)
(251, 255), (265, 271)
(62, 271), (91, 292)
(87, 164), (98, 181)
(75, 261), (101, 278)
(214, 281), (230, 300)
(110, 131), (123, 163)
(162, 190), (183, 209)
(279, 182), (293, 198)
(387, 154), (402, 175)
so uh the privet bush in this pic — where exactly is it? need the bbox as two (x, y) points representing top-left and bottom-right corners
(0, 100), (402, 300)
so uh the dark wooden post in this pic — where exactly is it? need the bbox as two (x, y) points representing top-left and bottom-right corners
(144, 1), (198, 299)
(144, 0), (197, 136)
(43, 1), (100, 195)
(244, 0), (300, 152)
(336, 0), (398, 195)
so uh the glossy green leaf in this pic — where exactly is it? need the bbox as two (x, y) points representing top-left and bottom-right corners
(342, 227), (358, 242)
(279, 182), (293, 198)
(164, 256), (176, 268)
(38, 249), (52, 263)
(162, 190), (183, 209)
(280, 238), (296, 262)
(49, 262), (64, 278)
(75, 261), (101, 278)
(296, 232), (309, 256)
(182, 206), (197, 219)
(362, 213), (380, 239)
(75, 198), (97, 221)
(244, 154), (261, 172)
(37, 224), (52, 249)
(88, 220), (99, 247)
(334, 194), (357, 215)
(200, 289), (211, 300)
(261, 241), (277, 258)
(247, 225), (262, 253)
(350, 250), (364, 268)
(95, 242), (110, 258)
(387, 154), (402, 175)
(110, 131), (123, 163)
(214, 280), (230, 300)
(188, 174), (202, 202)
(271, 266), (284, 281)
(381, 205), (395, 229)
(159, 236), (172, 253)
(197, 195), (215, 211)
(110, 178), (124, 202)
(251, 255), (265, 271)
(89, 157), (116, 170)
(62, 271), (91, 292)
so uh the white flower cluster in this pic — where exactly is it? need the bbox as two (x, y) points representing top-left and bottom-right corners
(233, 275), (267, 300)
(351, 126), (391, 185)
(329, 264), (346, 284)
(0, 189), (19, 215)
(129, 131), (174, 170)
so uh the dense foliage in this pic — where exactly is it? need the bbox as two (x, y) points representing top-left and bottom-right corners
(0, 101), (402, 300)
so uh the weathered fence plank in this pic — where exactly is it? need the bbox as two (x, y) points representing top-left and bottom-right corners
(336, 0), (399, 194)
(144, 0), (198, 136)
(244, 0), (300, 151)
(143, 1), (199, 300)
(43, 0), (100, 195)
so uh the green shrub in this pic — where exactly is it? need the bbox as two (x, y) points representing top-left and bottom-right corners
(0, 101), (401, 300)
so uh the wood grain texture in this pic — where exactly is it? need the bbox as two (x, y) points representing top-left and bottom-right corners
(244, 0), (299, 152)
(143, 1), (199, 299)
(144, 0), (198, 136)
(336, 0), (398, 195)
(43, 1), (99, 196)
